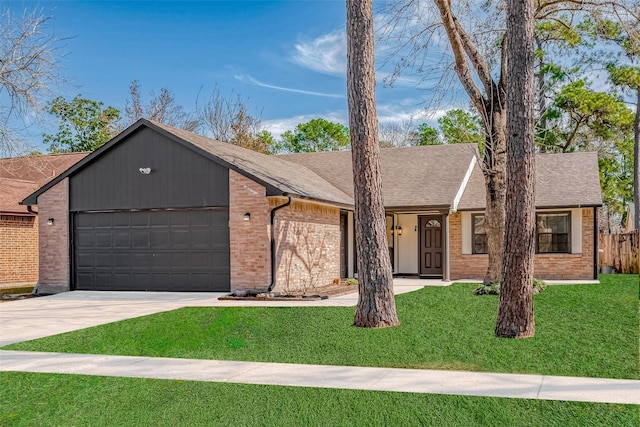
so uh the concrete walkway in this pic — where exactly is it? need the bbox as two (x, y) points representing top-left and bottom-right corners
(1, 350), (638, 405)
(2, 278), (637, 405)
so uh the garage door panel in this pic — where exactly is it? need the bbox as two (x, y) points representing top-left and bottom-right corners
(94, 214), (111, 228)
(112, 213), (130, 228)
(150, 230), (170, 248)
(131, 253), (152, 269)
(172, 231), (189, 249)
(113, 253), (130, 268)
(95, 253), (112, 268)
(74, 209), (230, 292)
(95, 233), (112, 248)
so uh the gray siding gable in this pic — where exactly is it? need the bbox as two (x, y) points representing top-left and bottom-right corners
(70, 126), (229, 211)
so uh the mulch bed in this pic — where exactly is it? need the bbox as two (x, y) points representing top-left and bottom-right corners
(218, 283), (358, 301)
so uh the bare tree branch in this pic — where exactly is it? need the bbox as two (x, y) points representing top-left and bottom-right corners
(0, 6), (66, 156)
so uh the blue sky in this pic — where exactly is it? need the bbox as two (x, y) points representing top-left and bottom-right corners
(6, 0), (455, 149)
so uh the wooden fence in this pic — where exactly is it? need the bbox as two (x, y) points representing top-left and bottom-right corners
(598, 231), (639, 274)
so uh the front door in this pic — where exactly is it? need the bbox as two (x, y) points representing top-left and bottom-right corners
(419, 215), (444, 276)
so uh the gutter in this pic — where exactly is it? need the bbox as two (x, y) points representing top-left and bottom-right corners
(267, 195), (292, 292)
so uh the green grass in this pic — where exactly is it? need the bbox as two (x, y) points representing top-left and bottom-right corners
(5, 275), (639, 379)
(1, 372), (637, 427)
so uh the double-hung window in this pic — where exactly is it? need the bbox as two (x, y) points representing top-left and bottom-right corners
(536, 212), (570, 253)
(472, 214), (487, 254)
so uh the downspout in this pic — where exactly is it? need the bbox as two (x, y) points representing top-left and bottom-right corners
(268, 195), (292, 292)
(27, 205), (37, 214)
(593, 207), (598, 280)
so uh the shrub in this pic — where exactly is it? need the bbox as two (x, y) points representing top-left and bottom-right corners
(473, 278), (547, 296)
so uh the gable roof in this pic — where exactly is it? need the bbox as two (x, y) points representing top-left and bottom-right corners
(0, 152), (88, 187)
(281, 144), (479, 210)
(22, 120), (353, 207)
(0, 152), (88, 215)
(0, 179), (38, 215)
(457, 151), (603, 210)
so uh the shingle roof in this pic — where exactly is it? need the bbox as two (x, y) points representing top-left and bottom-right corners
(0, 179), (38, 214)
(281, 144), (479, 210)
(19, 120), (602, 212)
(21, 120), (353, 207)
(0, 152), (89, 187)
(457, 151), (602, 210)
(1, 153), (89, 214)
(150, 121), (353, 206)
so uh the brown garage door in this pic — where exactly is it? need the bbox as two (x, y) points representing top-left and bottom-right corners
(73, 209), (230, 291)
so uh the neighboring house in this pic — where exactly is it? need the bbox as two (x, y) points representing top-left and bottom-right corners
(0, 153), (88, 285)
(22, 119), (602, 294)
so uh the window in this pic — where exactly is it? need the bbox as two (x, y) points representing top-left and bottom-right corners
(537, 212), (570, 253)
(472, 214), (487, 254)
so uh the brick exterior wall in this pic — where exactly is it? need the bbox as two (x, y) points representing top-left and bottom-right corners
(228, 171), (342, 293)
(449, 208), (596, 280)
(37, 178), (70, 292)
(274, 200), (341, 293)
(534, 208), (595, 279)
(229, 170), (271, 291)
(0, 215), (38, 284)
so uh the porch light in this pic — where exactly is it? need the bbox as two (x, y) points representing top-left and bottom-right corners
(243, 213), (251, 221)
(391, 225), (402, 236)
(47, 218), (54, 226)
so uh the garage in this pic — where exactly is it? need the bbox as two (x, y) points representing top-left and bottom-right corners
(50, 122), (234, 292)
(74, 209), (230, 291)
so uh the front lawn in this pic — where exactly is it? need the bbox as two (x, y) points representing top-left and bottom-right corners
(1, 372), (637, 427)
(5, 275), (638, 379)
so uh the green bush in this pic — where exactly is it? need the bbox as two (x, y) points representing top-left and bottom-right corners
(473, 278), (547, 296)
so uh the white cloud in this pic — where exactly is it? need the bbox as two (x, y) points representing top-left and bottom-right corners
(235, 74), (344, 98)
(262, 104), (452, 141)
(290, 30), (346, 76)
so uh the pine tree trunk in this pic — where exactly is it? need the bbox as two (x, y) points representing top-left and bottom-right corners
(495, 0), (536, 338)
(346, 0), (399, 328)
(633, 91), (639, 230)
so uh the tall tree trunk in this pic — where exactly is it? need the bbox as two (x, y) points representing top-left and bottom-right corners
(346, 0), (399, 328)
(496, 0), (536, 338)
(634, 91), (639, 230)
(482, 108), (507, 286)
(432, 0), (507, 286)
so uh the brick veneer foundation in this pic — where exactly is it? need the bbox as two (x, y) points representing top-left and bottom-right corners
(449, 208), (596, 280)
(0, 215), (38, 284)
(36, 178), (70, 293)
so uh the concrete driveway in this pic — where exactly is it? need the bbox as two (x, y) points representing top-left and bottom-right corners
(0, 278), (438, 346)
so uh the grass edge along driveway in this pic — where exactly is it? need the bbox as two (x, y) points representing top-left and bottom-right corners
(4, 275), (639, 379)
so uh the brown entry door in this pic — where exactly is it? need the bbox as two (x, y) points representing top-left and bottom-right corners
(420, 215), (444, 276)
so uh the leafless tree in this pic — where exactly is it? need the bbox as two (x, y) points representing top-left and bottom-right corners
(124, 80), (198, 131)
(0, 6), (65, 157)
(196, 87), (271, 153)
(379, 0), (638, 284)
(347, 0), (399, 328)
(378, 120), (419, 147)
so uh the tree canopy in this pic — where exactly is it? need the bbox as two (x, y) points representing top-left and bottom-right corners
(43, 95), (120, 153)
(274, 118), (350, 153)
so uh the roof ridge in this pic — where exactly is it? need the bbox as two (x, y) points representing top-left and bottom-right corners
(149, 121), (355, 205)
